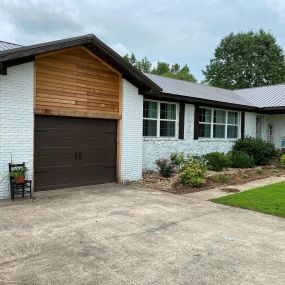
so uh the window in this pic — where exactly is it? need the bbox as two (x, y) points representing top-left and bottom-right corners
(227, 111), (239, 138)
(143, 100), (177, 137)
(199, 108), (239, 139)
(199, 108), (211, 138)
(143, 101), (157, 137)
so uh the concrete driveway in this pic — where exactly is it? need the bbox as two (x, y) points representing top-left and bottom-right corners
(0, 184), (284, 285)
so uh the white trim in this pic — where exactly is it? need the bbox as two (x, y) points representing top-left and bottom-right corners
(198, 107), (240, 139)
(143, 99), (178, 138)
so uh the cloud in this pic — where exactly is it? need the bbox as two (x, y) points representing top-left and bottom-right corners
(110, 43), (130, 56)
(0, 0), (285, 80)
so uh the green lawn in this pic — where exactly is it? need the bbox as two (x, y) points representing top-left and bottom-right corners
(212, 181), (285, 218)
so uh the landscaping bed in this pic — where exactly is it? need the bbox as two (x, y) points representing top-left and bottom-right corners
(131, 166), (285, 194)
(131, 137), (285, 194)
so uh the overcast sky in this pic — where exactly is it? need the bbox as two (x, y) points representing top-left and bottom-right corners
(1, 0), (285, 81)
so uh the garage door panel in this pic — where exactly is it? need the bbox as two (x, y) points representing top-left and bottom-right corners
(35, 115), (117, 191)
(36, 172), (75, 191)
(36, 154), (75, 168)
(75, 166), (115, 186)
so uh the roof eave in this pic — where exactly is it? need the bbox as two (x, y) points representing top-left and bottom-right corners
(0, 34), (162, 93)
(145, 92), (259, 112)
(260, 106), (285, 114)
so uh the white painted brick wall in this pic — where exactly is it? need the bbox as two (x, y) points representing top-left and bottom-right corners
(0, 62), (34, 199)
(143, 104), (257, 170)
(121, 79), (143, 181)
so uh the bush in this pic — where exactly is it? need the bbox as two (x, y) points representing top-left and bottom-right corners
(227, 151), (255, 168)
(156, 159), (174, 177)
(233, 137), (276, 165)
(211, 174), (230, 184)
(185, 154), (208, 169)
(204, 152), (230, 172)
(179, 163), (206, 187)
(170, 152), (186, 169)
(255, 167), (263, 175)
(280, 154), (285, 167)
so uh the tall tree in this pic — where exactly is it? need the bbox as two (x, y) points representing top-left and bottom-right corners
(124, 54), (197, 82)
(203, 30), (285, 89)
(123, 53), (152, 73)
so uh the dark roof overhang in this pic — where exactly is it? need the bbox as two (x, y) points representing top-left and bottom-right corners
(0, 34), (162, 94)
(259, 106), (285, 114)
(144, 92), (259, 112)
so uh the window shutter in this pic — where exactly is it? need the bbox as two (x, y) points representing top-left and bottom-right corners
(178, 103), (185, 139)
(193, 105), (199, 140)
(241, 112), (245, 139)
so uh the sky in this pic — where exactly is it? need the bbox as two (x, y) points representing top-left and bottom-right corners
(1, 0), (285, 81)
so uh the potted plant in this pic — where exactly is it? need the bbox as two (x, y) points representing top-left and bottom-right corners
(10, 166), (28, 184)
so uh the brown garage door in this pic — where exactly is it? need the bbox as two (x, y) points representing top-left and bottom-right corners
(34, 115), (117, 191)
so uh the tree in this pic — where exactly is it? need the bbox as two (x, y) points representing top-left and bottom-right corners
(202, 30), (285, 89)
(123, 54), (197, 82)
(123, 53), (152, 73)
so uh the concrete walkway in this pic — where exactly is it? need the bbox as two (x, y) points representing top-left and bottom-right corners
(190, 175), (285, 201)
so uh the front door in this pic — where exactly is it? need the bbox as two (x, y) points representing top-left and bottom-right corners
(256, 115), (263, 139)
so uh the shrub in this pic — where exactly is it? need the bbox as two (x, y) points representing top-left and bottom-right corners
(280, 154), (285, 167)
(211, 174), (230, 184)
(227, 151), (255, 168)
(170, 152), (186, 169)
(179, 163), (206, 187)
(185, 154), (208, 169)
(204, 152), (230, 172)
(255, 167), (263, 175)
(233, 137), (276, 165)
(156, 159), (174, 178)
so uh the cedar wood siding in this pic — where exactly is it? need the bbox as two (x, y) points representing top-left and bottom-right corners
(35, 46), (121, 119)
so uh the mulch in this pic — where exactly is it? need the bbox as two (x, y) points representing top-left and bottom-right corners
(129, 166), (285, 194)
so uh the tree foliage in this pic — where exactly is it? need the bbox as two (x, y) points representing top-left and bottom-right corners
(123, 53), (197, 82)
(202, 30), (285, 89)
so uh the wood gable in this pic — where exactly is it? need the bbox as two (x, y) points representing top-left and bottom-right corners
(35, 46), (121, 119)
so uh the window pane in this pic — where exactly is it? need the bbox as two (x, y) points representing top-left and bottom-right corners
(228, 111), (238, 125)
(199, 108), (211, 123)
(199, 124), (211, 138)
(214, 110), (226, 124)
(160, 121), (175, 137)
(160, 103), (176, 120)
(143, 119), (157, 136)
(213, 124), (225, 138)
(143, 101), (157, 119)
(227, 125), (238, 138)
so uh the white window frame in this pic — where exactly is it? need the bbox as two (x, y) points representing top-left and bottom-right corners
(143, 99), (178, 138)
(198, 107), (240, 139)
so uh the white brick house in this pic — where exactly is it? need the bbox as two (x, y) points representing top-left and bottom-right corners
(0, 34), (284, 199)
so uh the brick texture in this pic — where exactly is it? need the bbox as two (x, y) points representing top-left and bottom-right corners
(0, 62), (34, 199)
(121, 79), (143, 181)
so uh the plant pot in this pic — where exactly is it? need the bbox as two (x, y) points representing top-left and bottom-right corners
(15, 175), (25, 184)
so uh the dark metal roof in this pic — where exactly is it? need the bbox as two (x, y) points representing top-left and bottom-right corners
(235, 84), (285, 108)
(0, 41), (22, 51)
(0, 34), (161, 94)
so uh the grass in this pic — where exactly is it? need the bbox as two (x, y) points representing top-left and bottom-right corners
(212, 181), (285, 218)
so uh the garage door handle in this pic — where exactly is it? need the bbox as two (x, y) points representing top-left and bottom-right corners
(79, 152), (81, 160)
(75, 151), (78, 160)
